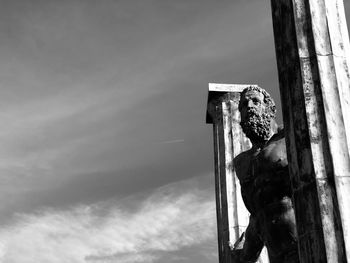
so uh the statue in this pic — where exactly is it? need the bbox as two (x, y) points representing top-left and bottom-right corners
(232, 86), (299, 263)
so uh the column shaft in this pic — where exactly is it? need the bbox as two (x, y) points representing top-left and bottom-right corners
(271, 0), (350, 261)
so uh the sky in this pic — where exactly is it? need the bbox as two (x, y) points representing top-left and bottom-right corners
(0, 1), (349, 263)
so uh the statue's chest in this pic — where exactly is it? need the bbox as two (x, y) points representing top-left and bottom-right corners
(250, 140), (287, 174)
(237, 137), (293, 212)
(240, 140), (289, 196)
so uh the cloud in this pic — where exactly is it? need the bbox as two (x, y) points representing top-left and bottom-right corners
(0, 177), (216, 263)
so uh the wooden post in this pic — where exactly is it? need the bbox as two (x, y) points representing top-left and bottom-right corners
(206, 83), (269, 263)
(271, 0), (350, 262)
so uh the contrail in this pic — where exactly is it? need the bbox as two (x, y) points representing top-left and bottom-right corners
(159, 139), (185, 144)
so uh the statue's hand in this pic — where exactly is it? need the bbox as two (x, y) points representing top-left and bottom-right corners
(230, 232), (245, 263)
(230, 232), (245, 250)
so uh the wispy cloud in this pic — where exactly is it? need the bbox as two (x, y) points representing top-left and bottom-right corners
(0, 177), (216, 263)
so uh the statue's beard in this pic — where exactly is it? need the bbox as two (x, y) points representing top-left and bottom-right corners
(240, 109), (273, 143)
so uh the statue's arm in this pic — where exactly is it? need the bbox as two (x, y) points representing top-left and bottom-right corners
(231, 216), (264, 263)
(241, 215), (264, 262)
(233, 153), (264, 262)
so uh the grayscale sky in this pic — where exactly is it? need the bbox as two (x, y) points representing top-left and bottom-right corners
(0, 1), (349, 262)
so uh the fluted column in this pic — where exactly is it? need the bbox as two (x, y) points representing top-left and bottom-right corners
(271, 0), (350, 262)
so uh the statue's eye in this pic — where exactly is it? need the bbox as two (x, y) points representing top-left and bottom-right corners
(253, 98), (261, 105)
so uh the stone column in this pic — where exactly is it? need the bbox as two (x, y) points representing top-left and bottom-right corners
(206, 83), (268, 263)
(271, 0), (350, 262)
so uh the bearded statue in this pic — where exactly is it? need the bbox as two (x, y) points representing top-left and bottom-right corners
(232, 86), (299, 263)
(238, 86), (277, 144)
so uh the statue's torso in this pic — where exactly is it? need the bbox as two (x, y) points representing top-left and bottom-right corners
(235, 132), (298, 258)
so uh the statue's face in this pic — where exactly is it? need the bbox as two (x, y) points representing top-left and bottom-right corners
(240, 90), (266, 122)
(239, 90), (272, 143)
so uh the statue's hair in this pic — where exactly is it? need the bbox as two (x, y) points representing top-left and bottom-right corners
(238, 86), (276, 118)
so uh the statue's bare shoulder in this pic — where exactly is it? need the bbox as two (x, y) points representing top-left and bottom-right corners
(234, 126), (286, 182)
(262, 127), (287, 167)
(234, 148), (254, 182)
(271, 125), (285, 142)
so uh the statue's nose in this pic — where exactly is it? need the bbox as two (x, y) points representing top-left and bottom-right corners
(248, 100), (255, 108)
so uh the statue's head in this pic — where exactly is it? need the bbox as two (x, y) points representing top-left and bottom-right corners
(238, 86), (276, 144)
